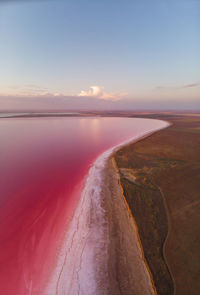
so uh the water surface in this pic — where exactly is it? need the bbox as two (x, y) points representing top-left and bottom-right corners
(0, 117), (167, 294)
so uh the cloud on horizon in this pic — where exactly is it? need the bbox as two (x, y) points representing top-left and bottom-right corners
(182, 82), (200, 89)
(0, 93), (200, 112)
(78, 86), (127, 101)
(0, 84), (64, 98)
(156, 81), (200, 90)
(2, 85), (126, 100)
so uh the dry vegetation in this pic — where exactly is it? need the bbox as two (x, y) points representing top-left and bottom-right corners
(115, 114), (200, 295)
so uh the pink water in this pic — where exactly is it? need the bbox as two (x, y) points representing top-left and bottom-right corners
(0, 117), (166, 294)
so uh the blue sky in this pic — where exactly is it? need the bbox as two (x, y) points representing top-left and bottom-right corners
(0, 0), (199, 109)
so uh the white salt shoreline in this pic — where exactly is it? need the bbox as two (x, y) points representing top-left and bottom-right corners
(45, 119), (170, 295)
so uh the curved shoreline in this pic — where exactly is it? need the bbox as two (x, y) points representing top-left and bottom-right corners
(45, 119), (170, 295)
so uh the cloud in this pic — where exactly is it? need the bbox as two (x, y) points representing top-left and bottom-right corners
(33, 91), (64, 97)
(156, 81), (200, 90)
(1, 94), (200, 112)
(78, 86), (104, 97)
(182, 82), (200, 88)
(0, 84), (64, 97)
(78, 86), (127, 100)
(3, 84), (125, 100)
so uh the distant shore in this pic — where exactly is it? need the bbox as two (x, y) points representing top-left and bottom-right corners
(0, 112), (82, 118)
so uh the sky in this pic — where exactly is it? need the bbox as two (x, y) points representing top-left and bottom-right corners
(0, 0), (199, 111)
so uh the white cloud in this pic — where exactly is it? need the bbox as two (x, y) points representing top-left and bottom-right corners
(37, 91), (63, 97)
(78, 86), (126, 100)
(78, 86), (103, 97)
(17, 90), (63, 97)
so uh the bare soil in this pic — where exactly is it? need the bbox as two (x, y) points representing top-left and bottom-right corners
(115, 114), (200, 295)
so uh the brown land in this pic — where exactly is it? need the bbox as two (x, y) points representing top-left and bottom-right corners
(100, 158), (156, 295)
(114, 114), (200, 295)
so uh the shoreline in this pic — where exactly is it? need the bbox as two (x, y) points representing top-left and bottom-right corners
(45, 119), (170, 294)
(113, 120), (174, 294)
(114, 122), (174, 295)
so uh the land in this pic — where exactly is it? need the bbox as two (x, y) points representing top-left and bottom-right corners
(114, 113), (200, 295)
(100, 158), (156, 295)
